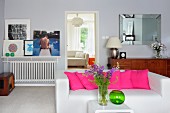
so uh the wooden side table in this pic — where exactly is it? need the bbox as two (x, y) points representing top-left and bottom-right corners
(0, 72), (15, 96)
(88, 100), (134, 113)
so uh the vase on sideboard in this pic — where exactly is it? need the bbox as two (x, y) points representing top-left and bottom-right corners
(155, 50), (162, 58)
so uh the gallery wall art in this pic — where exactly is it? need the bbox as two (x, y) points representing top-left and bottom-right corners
(5, 19), (30, 40)
(24, 40), (34, 56)
(33, 30), (60, 56)
(3, 40), (24, 56)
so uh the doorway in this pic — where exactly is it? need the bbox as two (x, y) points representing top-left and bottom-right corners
(66, 12), (98, 69)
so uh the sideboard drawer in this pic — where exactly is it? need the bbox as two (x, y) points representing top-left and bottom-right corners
(107, 58), (169, 77)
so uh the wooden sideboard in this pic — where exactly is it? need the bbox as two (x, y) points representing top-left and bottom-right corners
(107, 58), (170, 77)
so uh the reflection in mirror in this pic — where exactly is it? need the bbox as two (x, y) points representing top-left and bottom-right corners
(119, 14), (161, 45)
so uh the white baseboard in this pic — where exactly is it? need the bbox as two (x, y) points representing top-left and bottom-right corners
(15, 81), (55, 86)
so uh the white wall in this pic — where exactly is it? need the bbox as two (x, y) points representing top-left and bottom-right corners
(3, 0), (170, 69)
(0, 0), (5, 73)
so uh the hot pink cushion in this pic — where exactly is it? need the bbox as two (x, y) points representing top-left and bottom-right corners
(64, 72), (85, 90)
(130, 69), (150, 89)
(108, 70), (121, 90)
(76, 72), (98, 90)
(120, 71), (133, 89)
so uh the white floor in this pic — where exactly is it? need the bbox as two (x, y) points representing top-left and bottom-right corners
(0, 86), (55, 113)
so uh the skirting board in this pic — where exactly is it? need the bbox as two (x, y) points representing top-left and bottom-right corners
(15, 82), (55, 86)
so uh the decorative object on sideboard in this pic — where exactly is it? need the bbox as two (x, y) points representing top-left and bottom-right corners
(106, 37), (122, 59)
(120, 52), (126, 59)
(84, 64), (117, 106)
(72, 14), (84, 27)
(151, 41), (166, 58)
(109, 90), (125, 105)
(116, 62), (120, 69)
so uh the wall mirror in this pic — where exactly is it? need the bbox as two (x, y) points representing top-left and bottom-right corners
(119, 14), (161, 45)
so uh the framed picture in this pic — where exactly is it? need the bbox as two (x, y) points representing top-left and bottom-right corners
(3, 40), (23, 56)
(33, 30), (60, 56)
(120, 52), (126, 59)
(24, 40), (34, 56)
(5, 19), (30, 40)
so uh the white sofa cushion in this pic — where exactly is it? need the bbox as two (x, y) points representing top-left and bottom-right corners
(68, 57), (85, 60)
(69, 89), (161, 101)
(68, 89), (162, 113)
(75, 52), (85, 58)
(68, 51), (83, 57)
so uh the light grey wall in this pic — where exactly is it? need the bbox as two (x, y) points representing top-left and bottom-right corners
(4, 0), (170, 69)
(0, 0), (5, 73)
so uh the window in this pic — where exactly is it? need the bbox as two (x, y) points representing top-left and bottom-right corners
(80, 27), (88, 50)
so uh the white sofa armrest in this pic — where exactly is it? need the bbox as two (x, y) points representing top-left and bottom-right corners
(85, 53), (89, 65)
(55, 70), (70, 113)
(148, 72), (170, 97)
(148, 72), (170, 113)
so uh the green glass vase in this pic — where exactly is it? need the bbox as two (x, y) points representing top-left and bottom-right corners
(109, 90), (125, 105)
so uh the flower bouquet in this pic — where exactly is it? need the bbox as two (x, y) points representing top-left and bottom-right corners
(151, 42), (166, 58)
(85, 64), (116, 106)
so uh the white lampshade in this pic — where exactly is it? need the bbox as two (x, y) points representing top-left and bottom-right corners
(106, 37), (122, 48)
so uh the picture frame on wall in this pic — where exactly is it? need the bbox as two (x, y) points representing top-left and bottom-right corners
(24, 40), (34, 56)
(33, 30), (60, 56)
(3, 40), (24, 56)
(120, 52), (126, 59)
(5, 19), (30, 40)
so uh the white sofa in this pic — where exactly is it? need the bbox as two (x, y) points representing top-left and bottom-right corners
(55, 70), (170, 113)
(67, 51), (89, 67)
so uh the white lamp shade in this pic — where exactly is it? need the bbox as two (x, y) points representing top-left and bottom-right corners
(106, 37), (122, 48)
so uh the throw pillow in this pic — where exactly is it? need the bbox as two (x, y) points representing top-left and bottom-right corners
(75, 52), (85, 58)
(108, 70), (121, 90)
(119, 71), (133, 89)
(79, 53), (85, 58)
(64, 72), (85, 90)
(76, 72), (98, 90)
(130, 69), (150, 89)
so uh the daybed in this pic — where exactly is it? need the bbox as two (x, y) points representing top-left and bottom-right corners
(67, 51), (89, 67)
(55, 70), (170, 113)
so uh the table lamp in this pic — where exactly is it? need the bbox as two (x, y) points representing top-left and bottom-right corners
(106, 37), (122, 59)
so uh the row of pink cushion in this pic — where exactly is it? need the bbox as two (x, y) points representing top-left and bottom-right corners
(64, 69), (150, 91)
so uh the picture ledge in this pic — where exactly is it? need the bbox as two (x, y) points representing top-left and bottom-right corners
(1, 56), (61, 59)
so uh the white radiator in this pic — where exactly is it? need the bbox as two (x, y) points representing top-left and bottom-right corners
(9, 61), (56, 84)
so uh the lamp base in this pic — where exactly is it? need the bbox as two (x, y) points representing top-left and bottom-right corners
(110, 48), (119, 59)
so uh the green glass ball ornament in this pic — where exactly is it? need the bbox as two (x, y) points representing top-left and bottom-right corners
(109, 90), (125, 105)
(11, 53), (15, 57)
(5, 53), (10, 57)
